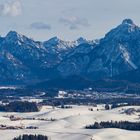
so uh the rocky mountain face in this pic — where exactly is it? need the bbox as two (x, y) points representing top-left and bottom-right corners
(0, 19), (140, 85)
(86, 19), (140, 79)
(0, 31), (95, 84)
(57, 19), (140, 80)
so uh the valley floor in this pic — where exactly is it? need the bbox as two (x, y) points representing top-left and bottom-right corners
(0, 105), (140, 140)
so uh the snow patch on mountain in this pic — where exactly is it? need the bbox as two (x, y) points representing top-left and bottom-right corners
(119, 44), (137, 69)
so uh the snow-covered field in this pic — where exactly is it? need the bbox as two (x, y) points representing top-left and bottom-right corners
(0, 105), (140, 140)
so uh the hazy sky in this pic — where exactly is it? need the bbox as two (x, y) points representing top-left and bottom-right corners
(0, 0), (140, 41)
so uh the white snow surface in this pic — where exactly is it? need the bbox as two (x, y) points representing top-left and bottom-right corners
(0, 105), (140, 140)
(119, 45), (137, 69)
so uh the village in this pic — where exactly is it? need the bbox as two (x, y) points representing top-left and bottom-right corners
(0, 114), (57, 130)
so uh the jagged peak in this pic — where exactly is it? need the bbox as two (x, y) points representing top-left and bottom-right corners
(6, 31), (21, 38)
(48, 36), (61, 43)
(5, 31), (25, 42)
(76, 37), (87, 43)
(4, 31), (38, 47)
(122, 19), (134, 25)
(43, 36), (62, 48)
(120, 19), (139, 31)
(103, 19), (140, 42)
(6, 31), (36, 41)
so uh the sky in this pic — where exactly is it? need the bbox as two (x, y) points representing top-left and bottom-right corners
(0, 0), (140, 41)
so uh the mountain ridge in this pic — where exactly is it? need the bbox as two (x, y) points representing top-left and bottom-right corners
(0, 18), (140, 88)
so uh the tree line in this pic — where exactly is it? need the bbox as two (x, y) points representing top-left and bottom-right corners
(13, 134), (49, 140)
(0, 101), (39, 112)
(111, 102), (140, 109)
(85, 121), (140, 131)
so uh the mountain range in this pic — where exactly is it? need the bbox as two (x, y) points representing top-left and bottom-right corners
(1, 18), (140, 91)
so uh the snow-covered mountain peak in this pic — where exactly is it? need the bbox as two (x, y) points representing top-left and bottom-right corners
(5, 31), (40, 47)
(76, 37), (87, 44)
(103, 19), (140, 42)
(48, 36), (60, 43)
(44, 36), (64, 47)
(119, 18), (139, 32)
(6, 31), (22, 39)
(6, 31), (18, 36)
(121, 19), (138, 31)
(5, 31), (25, 44)
(122, 19), (134, 25)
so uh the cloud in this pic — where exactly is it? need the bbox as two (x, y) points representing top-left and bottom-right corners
(30, 22), (51, 30)
(0, 0), (22, 17)
(59, 16), (90, 30)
